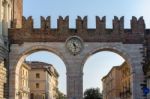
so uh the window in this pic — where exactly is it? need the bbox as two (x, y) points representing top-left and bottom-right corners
(42, 95), (45, 99)
(36, 83), (39, 88)
(26, 71), (28, 77)
(30, 93), (34, 99)
(3, 83), (6, 98)
(22, 69), (24, 75)
(36, 73), (40, 78)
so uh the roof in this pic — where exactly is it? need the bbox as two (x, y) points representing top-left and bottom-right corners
(22, 62), (31, 70)
(25, 61), (59, 77)
(101, 61), (127, 81)
(101, 66), (120, 81)
(25, 61), (52, 69)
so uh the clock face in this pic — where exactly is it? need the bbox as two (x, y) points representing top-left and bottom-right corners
(66, 36), (84, 55)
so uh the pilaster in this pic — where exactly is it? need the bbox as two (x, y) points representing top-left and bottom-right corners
(3, 1), (8, 38)
(146, 71), (150, 98)
(131, 62), (144, 99)
(67, 72), (83, 99)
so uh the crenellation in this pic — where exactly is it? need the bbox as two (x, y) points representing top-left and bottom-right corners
(113, 16), (124, 34)
(8, 16), (149, 44)
(41, 16), (46, 30)
(76, 16), (87, 33)
(96, 16), (106, 34)
(12, 16), (146, 33)
(131, 16), (145, 34)
(22, 16), (33, 31)
(138, 17), (145, 34)
(41, 16), (51, 30)
(131, 16), (138, 33)
(120, 16), (124, 33)
(57, 16), (69, 33)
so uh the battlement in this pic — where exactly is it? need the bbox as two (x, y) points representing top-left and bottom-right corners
(9, 16), (149, 44)
(11, 16), (146, 31)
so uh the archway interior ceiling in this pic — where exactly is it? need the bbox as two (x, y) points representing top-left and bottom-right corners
(9, 16), (149, 44)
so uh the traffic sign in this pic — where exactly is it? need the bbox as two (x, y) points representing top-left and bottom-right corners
(143, 87), (150, 95)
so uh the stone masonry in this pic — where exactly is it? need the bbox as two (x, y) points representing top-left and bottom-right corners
(8, 42), (144, 99)
(0, 0), (150, 99)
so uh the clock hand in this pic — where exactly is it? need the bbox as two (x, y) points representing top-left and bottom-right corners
(72, 42), (77, 52)
(73, 42), (76, 47)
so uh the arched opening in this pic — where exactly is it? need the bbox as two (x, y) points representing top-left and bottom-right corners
(83, 49), (133, 99)
(25, 51), (66, 95)
(9, 46), (67, 99)
(24, 51), (66, 99)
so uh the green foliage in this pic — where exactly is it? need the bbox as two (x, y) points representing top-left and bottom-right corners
(56, 88), (67, 99)
(84, 88), (102, 99)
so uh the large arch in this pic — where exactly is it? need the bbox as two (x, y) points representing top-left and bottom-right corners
(9, 44), (68, 99)
(82, 47), (132, 72)
(8, 42), (145, 99)
(81, 43), (144, 99)
(14, 45), (68, 72)
(83, 50), (125, 92)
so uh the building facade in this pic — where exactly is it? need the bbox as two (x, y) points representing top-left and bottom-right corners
(18, 63), (31, 99)
(27, 61), (59, 99)
(0, 0), (12, 98)
(102, 66), (121, 99)
(119, 62), (131, 99)
(102, 62), (131, 99)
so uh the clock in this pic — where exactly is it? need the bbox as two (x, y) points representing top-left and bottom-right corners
(66, 36), (84, 55)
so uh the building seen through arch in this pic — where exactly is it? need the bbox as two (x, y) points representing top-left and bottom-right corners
(18, 61), (60, 99)
(27, 61), (59, 99)
(18, 62), (30, 99)
(102, 62), (131, 99)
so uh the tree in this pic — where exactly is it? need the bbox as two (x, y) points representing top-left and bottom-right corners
(84, 88), (102, 99)
(56, 88), (67, 99)
(57, 92), (66, 99)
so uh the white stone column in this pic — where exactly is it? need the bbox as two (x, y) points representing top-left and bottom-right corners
(131, 61), (145, 99)
(9, 51), (22, 99)
(3, 1), (8, 38)
(122, 44), (144, 99)
(7, 3), (11, 28)
(67, 72), (83, 99)
(64, 53), (84, 99)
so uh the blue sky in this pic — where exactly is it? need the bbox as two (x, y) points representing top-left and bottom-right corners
(23, 0), (150, 28)
(26, 51), (124, 93)
(24, 0), (150, 94)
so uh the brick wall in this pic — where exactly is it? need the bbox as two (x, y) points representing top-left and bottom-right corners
(12, 0), (23, 28)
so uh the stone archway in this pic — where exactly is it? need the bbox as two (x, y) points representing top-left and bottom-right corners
(8, 42), (145, 99)
(9, 42), (144, 99)
(82, 46), (132, 72)
(81, 42), (144, 99)
(9, 43), (68, 99)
